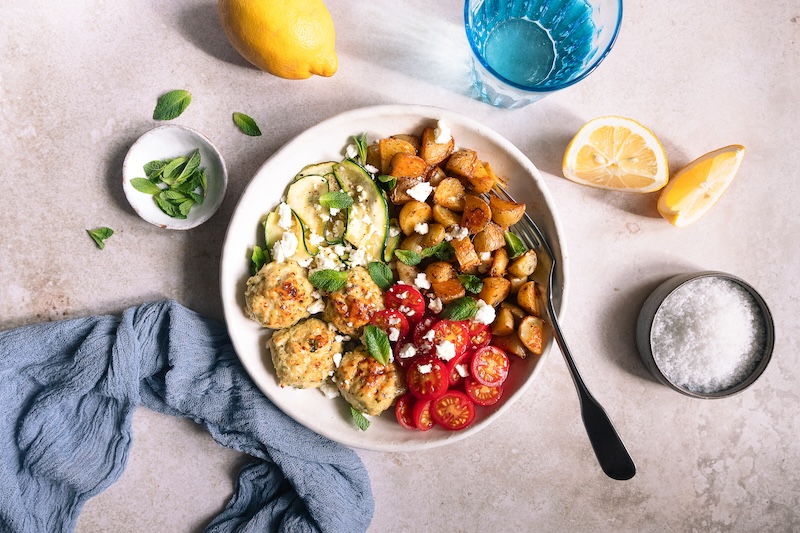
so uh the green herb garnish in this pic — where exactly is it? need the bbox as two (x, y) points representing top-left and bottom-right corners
(422, 240), (455, 261)
(441, 296), (478, 321)
(367, 261), (393, 290)
(394, 249), (422, 266)
(308, 269), (348, 293)
(350, 406), (370, 431)
(233, 112), (262, 136)
(132, 149), (207, 219)
(352, 133), (368, 164)
(250, 245), (268, 275)
(364, 325), (391, 365)
(87, 227), (114, 249)
(376, 174), (396, 191)
(319, 191), (354, 210)
(152, 89), (192, 120)
(504, 230), (528, 259)
(457, 274), (484, 294)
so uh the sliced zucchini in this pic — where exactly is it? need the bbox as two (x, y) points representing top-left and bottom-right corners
(286, 175), (328, 254)
(295, 161), (337, 180)
(333, 160), (389, 261)
(383, 218), (401, 262)
(264, 210), (311, 262)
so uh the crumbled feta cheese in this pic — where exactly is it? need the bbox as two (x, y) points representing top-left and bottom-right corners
(365, 164), (379, 174)
(309, 246), (341, 273)
(389, 224), (401, 237)
(434, 119), (452, 144)
(414, 222), (429, 235)
(406, 181), (434, 203)
(417, 363), (433, 374)
(480, 252), (491, 261)
(345, 143), (358, 159)
(436, 340), (456, 362)
(422, 329), (435, 342)
(297, 257), (313, 268)
(277, 202), (293, 230)
(307, 299), (325, 314)
(398, 304), (411, 315)
(445, 225), (469, 241)
(399, 344), (417, 359)
(308, 232), (325, 246)
(388, 327), (400, 342)
(272, 231), (298, 263)
(473, 298), (496, 325)
(414, 272), (431, 290)
(456, 364), (469, 378)
(319, 380), (340, 399)
(428, 297), (443, 314)
(348, 247), (367, 267)
(333, 353), (343, 367)
(388, 316), (401, 326)
(329, 207), (340, 216)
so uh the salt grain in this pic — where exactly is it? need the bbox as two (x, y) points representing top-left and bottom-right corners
(651, 277), (766, 394)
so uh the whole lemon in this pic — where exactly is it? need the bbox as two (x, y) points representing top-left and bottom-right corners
(218, 0), (338, 79)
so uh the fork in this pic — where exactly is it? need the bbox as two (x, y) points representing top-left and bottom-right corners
(494, 186), (636, 481)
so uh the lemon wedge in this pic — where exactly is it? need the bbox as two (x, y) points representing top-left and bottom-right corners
(562, 116), (669, 193)
(657, 145), (745, 227)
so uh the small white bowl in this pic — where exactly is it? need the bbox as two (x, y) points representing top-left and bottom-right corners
(122, 125), (227, 230)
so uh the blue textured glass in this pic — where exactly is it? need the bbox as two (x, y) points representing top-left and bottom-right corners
(465, 0), (623, 108)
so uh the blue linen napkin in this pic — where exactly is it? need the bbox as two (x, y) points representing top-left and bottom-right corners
(0, 300), (373, 533)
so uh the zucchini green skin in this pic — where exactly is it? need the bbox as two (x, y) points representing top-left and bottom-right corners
(264, 210), (311, 261)
(333, 160), (389, 261)
(286, 175), (329, 255)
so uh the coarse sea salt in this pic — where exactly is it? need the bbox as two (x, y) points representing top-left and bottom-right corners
(651, 277), (766, 394)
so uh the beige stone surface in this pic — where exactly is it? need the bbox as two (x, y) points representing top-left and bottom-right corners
(1, 1), (798, 532)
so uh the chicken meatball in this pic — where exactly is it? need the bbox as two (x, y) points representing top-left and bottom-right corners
(335, 346), (406, 415)
(322, 266), (384, 336)
(245, 261), (315, 329)
(269, 318), (342, 389)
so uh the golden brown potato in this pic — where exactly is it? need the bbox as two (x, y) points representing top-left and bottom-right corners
(473, 221), (505, 253)
(379, 138), (416, 175)
(507, 250), (537, 278)
(491, 305), (515, 336)
(490, 196), (526, 228)
(425, 261), (457, 283)
(516, 281), (541, 316)
(399, 233), (424, 253)
(391, 134), (420, 152)
(478, 277), (511, 307)
(390, 152), (428, 179)
(421, 223), (446, 248)
(390, 176), (423, 205)
(419, 127), (454, 166)
(492, 332), (530, 359)
(518, 316), (545, 355)
(452, 236), (480, 272)
(484, 161), (506, 188)
(461, 194), (492, 234)
(432, 204), (461, 227)
(488, 247), (509, 277)
(366, 143), (381, 170)
(433, 177), (466, 212)
(464, 161), (495, 193)
(445, 149), (478, 179)
(399, 200), (433, 236)
(507, 274), (528, 295)
(395, 260), (419, 286)
(431, 279), (465, 304)
(428, 166), (448, 187)
(499, 301), (526, 323)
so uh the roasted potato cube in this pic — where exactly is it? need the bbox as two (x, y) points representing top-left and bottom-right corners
(492, 332), (531, 359)
(428, 166), (448, 187)
(516, 281), (541, 316)
(420, 127), (455, 166)
(507, 274), (528, 295)
(445, 149), (478, 179)
(464, 161), (495, 193)
(489, 196), (526, 228)
(391, 134), (420, 152)
(366, 143), (381, 170)
(431, 279), (466, 304)
(461, 194), (492, 234)
(507, 250), (537, 277)
(452, 236), (480, 272)
(432, 204), (461, 227)
(478, 277), (511, 307)
(484, 161), (506, 188)
(421, 223), (446, 248)
(399, 201), (433, 236)
(488, 247), (509, 277)
(499, 301), (527, 322)
(379, 138), (416, 175)
(395, 260), (419, 286)
(399, 233), (424, 253)
(390, 152), (428, 179)
(425, 261), (457, 283)
(473, 221), (505, 252)
(390, 176), (423, 205)
(491, 305), (516, 336)
(433, 177), (466, 212)
(518, 316), (545, 355)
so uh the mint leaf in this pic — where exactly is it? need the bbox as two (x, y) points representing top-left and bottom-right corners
(352, 133), (368, 163)
(159, 156), (187, 186)
(130, 177), (162, 195)
(364, 325), (391, 365)
(143, 160), (165, 179)
(154, 193), (181, 218)
(308, 269), (348, 293)
(250, 245), (268, 275)
(173, 149), (201, 187)
(441, 297), (478, 321)
(87, 227), (114, 249)
(394, 249), (421, 266)
(153, 89), (192, 120)
(367, 261), (393, 290)
(457, 274), (484, 294)
(319, 191), (354, 210)
(233, 112), (262, 136)
(504, 230), (528, 259)
(350, 406), (370, 431)
(422, 241), (455, 260)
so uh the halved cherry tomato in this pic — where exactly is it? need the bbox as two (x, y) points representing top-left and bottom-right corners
(406, 357), (449, 400)
(446, 350), (472, 386)
(370, 309), (410, 341)
(395, 393), (417, 430)
(463, 321), (492, 350)
(430, 391), (475, 431)
(470, 346), (510, 387)
(412, 315), (438, 345)
(385, 284), (426, 324)
(412, 399), (435, 431)
(429, 320), (469, 358)
(465, 378), (504, 406)
(393, 341), (420, 369)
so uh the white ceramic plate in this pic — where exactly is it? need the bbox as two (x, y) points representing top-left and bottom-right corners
(122, 125), (227, 230)
(220, 105), (568, 451)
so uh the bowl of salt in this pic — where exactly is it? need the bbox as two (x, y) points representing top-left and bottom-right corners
(636, 271), (774, 398)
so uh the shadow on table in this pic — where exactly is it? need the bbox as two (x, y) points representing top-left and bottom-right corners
(176, 2), (256, 71)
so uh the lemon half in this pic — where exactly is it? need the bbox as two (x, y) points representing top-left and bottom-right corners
(562, 116), (669, 193)
(657, 145), (745, 227)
